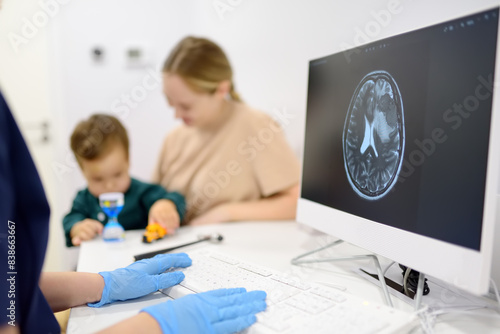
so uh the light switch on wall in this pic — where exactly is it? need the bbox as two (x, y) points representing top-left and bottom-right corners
(124, 44), (150, 68)
(91, 46), (105, 63)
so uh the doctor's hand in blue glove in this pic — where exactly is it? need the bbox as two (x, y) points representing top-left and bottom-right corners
(88, 253), (192, 307)
(142, 287), (267, 334)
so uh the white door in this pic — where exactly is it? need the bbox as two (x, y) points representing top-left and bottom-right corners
(0, 0), (66, 271)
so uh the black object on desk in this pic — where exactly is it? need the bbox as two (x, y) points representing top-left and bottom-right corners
(134, 233), (224, 261)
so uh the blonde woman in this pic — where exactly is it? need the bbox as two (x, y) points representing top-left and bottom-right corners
(153, 36), (300, 227)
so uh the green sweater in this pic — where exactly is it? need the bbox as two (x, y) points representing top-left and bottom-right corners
(63, 178), (185, 247)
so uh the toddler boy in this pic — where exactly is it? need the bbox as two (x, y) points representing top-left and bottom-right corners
(63, 114), (185, 246)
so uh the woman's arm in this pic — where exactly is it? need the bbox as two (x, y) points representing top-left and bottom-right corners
(39, 272), (104, 312)
(190, 183), (299, 225)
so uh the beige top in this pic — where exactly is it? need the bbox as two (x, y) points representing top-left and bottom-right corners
(152, 102), (300, 222)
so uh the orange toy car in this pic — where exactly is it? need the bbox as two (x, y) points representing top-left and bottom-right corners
(142, 223), (167, 243)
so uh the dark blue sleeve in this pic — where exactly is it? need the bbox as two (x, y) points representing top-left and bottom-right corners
(163, 191), (187, 222)
(0, 92), (59, 332)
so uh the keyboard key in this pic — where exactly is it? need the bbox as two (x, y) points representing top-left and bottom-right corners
(257, 304), (303, 332)
(310, 286), (347, 303)
(238, 263), (273, 277)
(210, 253), (239, 265)
(285, 293), (336, 314)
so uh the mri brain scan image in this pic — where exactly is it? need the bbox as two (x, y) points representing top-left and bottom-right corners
(343, 70), (405, 200)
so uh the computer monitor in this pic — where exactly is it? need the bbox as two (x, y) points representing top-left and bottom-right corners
(298, 7), (500, 296)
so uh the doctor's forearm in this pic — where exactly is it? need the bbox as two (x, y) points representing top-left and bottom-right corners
(39, 272), (104, 312)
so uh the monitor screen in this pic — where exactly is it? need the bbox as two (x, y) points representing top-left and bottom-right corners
(298, 7), (500, 295)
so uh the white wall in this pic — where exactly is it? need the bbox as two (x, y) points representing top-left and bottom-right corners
(188, 0), (500, 157)
(53, 0), (500, 192)
(2, 0), (499, 271)
(51, 0), (197, 205)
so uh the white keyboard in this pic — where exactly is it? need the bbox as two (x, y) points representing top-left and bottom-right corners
(160, 249), (416, 334)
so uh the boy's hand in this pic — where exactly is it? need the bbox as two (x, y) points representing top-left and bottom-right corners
(149, 199), (180, 232)
(70, 219), (104, 246)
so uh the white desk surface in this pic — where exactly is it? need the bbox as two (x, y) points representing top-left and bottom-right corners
(67, 221), (500, 333)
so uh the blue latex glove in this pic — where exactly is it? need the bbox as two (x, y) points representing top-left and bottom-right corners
(142, 288), (267, 334)
(88, 253), (192, 307)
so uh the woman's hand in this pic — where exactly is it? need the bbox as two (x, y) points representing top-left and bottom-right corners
(149, 199), (181, 231)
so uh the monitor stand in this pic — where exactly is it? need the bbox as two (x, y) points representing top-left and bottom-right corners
(291, 239), (429, 311)
(491, 194), (500, 297)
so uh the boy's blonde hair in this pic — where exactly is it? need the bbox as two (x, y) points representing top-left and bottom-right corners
(162, 36), (242, 102)
(70, 114), (129, 166)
